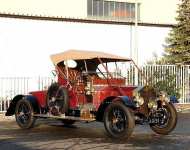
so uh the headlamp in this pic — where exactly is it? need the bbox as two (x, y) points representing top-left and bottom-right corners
(134, 94), (144, 106)
(159, 91), (169, 102)
(148, 100), (157, 109)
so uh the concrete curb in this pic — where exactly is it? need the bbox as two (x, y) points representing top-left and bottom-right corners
(175, 104), (190, 113)
(0, 113), (15, 121)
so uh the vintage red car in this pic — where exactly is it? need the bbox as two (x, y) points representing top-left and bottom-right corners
(6, 50), (177, 139)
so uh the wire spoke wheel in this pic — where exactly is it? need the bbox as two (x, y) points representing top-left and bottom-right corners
(150, 102), (177, 135)
(104, 102), (135, 139)
(46, 83), (69, 115)
(15, 99), (36, 129)
(156, 107), (171, 128)
(110, 108), (126, 133)
(17, 103), (31, 123)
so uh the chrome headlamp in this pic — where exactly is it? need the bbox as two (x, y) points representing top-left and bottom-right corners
(133, 92), (144, 106)
(159, 91), (170, 102)
(148, 99), (157, 109)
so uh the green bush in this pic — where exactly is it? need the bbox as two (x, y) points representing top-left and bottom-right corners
(147, 69), (180, 99)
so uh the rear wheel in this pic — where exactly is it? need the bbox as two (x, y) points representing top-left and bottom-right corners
(103, 102), (135, 139)
(15, 99), (36, 129)
(150, 102), (177, 135)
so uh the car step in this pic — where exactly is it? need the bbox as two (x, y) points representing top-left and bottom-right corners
(33, 114), (96, 122)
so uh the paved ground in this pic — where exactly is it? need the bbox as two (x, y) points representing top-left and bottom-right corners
(0, 112), (190, 150)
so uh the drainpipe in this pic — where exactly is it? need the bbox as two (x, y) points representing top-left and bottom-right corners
(134, 1), (139, 86)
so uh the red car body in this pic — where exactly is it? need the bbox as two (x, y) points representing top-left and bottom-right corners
(30, 86), (136, 110)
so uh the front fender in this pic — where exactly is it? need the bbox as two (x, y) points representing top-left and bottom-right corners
(118, 96), (137, 110)
(96, 96), (137, 122)
(5, 95), (40, 116)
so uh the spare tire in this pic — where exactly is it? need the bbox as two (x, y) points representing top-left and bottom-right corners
(46, 83), (69, 115)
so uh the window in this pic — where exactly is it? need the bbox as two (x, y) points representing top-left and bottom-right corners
(87, 0), (140, 21)
(87, 0), (93, 16)
(90, 0), (104, 16)
(104, 1), (109, 16)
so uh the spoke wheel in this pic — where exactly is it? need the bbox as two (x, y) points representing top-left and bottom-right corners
(46, 83), (69, 115)
(15, 99), (36, 129)
(104, 102), (135, 139)
(150, 102), (177, 135)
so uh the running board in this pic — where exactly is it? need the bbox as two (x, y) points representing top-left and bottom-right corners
(33, 114), (96, 122)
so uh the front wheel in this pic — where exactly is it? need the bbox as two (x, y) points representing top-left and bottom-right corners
(150, 102), (177, 135)
(103, 102), (135, 139)
(15, 99), (36, 129)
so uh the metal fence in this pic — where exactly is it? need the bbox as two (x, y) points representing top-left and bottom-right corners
(0, 77), (54, 112)
(126, 65), (190, 104)
(1, 65), (190, 112)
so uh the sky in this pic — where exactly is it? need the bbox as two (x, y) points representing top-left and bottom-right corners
(0, 17), (170, 77)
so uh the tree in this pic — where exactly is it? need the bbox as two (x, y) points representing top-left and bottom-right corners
(164, 0), (190, 64)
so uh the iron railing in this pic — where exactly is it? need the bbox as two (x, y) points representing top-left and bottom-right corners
(0, 77), (54, 112)
(126, 65), (190, 104)
(1, 65), (190, 112)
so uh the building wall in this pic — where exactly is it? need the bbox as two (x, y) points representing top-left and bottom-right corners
(0, 0), (179, 24)
(139, 0), (179, 24)
(0, 0), (87, 18)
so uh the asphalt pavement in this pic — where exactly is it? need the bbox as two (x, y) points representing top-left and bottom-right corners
(0, 112), (190, 150)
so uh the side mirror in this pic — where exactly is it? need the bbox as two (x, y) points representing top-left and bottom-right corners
(64, 59), (77, 68)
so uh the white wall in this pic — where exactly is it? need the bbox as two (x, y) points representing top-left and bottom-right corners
(0, 0), (87, 18)
(139, 0), (179, 24)
(0, 17), (170, 77)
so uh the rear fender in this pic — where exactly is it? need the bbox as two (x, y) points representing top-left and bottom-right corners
(5, 95), (40, 116)
(96, 96), (137, 122)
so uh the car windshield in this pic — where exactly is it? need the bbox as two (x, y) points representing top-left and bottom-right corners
(96, 61), (130, 79)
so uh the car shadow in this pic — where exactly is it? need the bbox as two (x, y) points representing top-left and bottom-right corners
(0, 115), (189, 150)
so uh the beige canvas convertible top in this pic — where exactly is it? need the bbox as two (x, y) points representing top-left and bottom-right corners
(50, 50), (131, 65)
